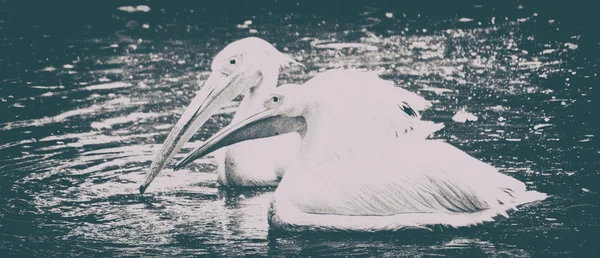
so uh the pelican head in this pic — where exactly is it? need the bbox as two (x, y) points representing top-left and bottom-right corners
(174, 84), (308, 169)
(140, 37), (301, 194)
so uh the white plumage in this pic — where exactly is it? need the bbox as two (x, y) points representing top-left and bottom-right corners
(141, 37), (439, 191)
(179, 69), (547, 232)
(140, 37), (302, 191)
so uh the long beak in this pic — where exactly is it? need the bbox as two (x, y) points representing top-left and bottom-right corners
(173, 110), (305, 170)
(139, 71), (254, 194)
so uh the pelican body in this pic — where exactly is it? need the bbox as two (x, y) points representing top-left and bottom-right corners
(140, 37), (302, 193)
(176, 70), (547, 232)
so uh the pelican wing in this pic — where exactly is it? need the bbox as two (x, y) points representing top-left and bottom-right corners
(285, 140), (542, 219)
(302, 69), (443, 142)
(307, 69), (432, 112)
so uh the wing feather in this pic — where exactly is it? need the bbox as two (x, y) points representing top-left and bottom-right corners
(303, 69), (444, 146)
(287, 140), (530, 217)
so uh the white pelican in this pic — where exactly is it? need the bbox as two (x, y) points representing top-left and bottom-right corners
(140, 37), (436, 193)
(140, 37), (303, 193)
(174, 70), (548, 232)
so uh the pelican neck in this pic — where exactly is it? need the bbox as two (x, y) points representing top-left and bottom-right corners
(231, 64), (280, 123)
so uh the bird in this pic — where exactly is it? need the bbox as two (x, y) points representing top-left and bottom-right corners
(174, 69), (548, 232)
(140, 37), (437, 193)
(140, 37), (303, 193)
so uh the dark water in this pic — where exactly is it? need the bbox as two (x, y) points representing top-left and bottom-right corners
(1, 0), (599, 256)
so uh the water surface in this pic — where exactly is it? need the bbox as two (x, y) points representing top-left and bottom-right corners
(1, 1), (599, 256)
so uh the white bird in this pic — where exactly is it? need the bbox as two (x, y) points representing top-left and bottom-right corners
(175, 69), (547, 232)
(140, 37), (303, 193)
(140, 37), (436, 193)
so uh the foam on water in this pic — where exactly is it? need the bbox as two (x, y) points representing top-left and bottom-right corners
(84, 82), (133, 91)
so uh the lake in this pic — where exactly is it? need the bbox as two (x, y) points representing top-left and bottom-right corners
(0, 0), (598, 256)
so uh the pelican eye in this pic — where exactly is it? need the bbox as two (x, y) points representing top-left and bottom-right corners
(230, 58), (236, 65)
(264, 94), (284, 108)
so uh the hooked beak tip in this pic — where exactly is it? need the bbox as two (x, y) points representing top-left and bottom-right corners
(139, 184), (147, 194)
(173, 156), (192, 171)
